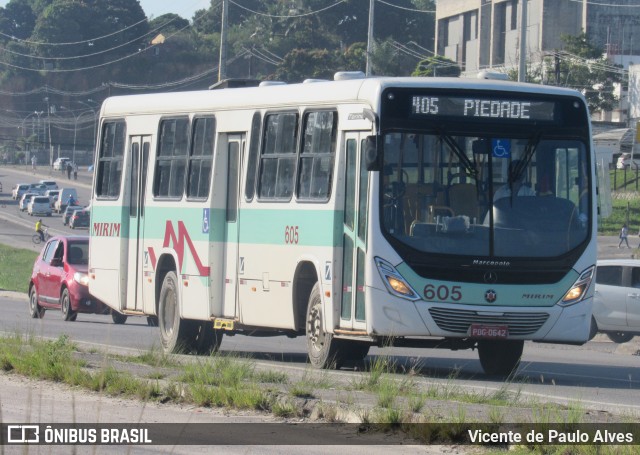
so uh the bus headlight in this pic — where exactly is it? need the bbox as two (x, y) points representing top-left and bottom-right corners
(73, 272), (90, 287)
(375, 257), (420, 301)
(560, 266), (594, 306)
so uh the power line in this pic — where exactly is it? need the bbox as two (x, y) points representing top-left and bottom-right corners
(229, 0), (346, 18)
(376, 0), (435, 13)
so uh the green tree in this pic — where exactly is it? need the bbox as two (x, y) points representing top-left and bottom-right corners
(412, 55), (460, 77)
(545, 33), (623, 113)
(0, 0), (36, 41)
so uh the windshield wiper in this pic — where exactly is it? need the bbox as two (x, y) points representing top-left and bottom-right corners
(440, 133), (477, 178)
(510, 132), (542, 184)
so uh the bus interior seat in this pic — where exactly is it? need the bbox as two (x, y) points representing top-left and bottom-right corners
(403, 183), (446, 231)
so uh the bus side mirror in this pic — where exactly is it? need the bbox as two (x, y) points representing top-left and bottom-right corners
(365, 135), (381, 171)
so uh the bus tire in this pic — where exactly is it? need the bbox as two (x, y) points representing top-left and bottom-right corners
(306, 283), (348, 369)
(111, 310), (128, 324)
(588, 316), (598, 341)
(477, 339), (523, 377)
(158, 271), (191, 353)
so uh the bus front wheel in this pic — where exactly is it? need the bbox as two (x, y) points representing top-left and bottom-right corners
(477, 339), (523, 377)
(158, 271), (191, 353)
(306, 283), (368, 369)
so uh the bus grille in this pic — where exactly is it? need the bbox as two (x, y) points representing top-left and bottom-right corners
(428, 308), (550, 336)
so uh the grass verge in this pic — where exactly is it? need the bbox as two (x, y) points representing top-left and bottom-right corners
(0, 334), (638, 453)
(0, 243), (38, 293)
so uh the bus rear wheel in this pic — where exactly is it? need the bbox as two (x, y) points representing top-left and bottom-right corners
(477, 339), (523, 377)
(306, 283), (368, 369)
(158, 271), (192, 353)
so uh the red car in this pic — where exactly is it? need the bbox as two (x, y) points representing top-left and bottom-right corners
(28, 235), (108, 321)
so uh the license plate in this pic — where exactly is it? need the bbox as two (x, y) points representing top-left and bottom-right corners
(470, 324), (508, 339)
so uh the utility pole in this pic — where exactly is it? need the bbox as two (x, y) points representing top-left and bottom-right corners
(366, 0), (375, 76)
(518, 0), (528, 82)
(218, 0), (228, 81)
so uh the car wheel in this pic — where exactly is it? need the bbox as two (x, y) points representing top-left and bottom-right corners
(61, 289), (77, 322)
(606, 332), (634, 344)
(111, 310), (128, 324)
(29, 287), (45, 319)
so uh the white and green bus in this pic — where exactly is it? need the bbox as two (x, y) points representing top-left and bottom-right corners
(89, 72), (596, 375)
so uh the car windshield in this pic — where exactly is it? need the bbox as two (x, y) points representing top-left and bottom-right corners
(67, 242), (88, 265)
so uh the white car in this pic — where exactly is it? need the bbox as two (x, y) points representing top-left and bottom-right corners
(592, 259), (640, 343)
(616, 153), (640, 170)
(39, 179), (58, 190)
(19, 193), (38, 211)
(44, 189), (60, 207)
(12, 183), (30, 200)
(53, 157), (71, 171)
(27, 196), (52, 216)
(27, 183), (48, 195)
(55, 188), (79, 213)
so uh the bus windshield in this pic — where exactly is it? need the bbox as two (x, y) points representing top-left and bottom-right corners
(381, 132), (590, 258)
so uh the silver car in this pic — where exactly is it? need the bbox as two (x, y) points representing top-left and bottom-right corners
(593, 259), (640, 343)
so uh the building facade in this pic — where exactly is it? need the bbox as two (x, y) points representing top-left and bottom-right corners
(436, 0), (640, 75)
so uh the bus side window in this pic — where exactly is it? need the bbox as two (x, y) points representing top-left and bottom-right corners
(187, 116), (215, 199)
(96, 121), (126, 198)
(297, 111), (336, 201)
(258, 112), (298, 201)
(154, 118), (189, 198)
(244, 113), (262, 201)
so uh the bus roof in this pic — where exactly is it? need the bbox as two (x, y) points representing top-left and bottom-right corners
(101, 76), (586, 117)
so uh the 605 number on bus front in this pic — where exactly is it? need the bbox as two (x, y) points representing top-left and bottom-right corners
(284, 225), (299, 244)
(423, 284), (462, 302)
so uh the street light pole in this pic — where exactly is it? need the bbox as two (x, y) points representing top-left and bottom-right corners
(77, 100), (97, 153)
(60, 106), (78, 164)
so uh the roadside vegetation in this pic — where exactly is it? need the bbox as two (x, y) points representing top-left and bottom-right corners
(0, 334), (636, 453)
(0, 244), (37, 293)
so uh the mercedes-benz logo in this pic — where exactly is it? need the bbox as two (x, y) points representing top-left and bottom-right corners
(485, 289), (497, 303)
(484, 271), (498, 283)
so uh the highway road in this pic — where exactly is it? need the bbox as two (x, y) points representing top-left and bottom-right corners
(0, 165), (639, 421)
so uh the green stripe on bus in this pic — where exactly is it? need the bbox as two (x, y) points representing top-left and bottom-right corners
(91, 205), (344, 247)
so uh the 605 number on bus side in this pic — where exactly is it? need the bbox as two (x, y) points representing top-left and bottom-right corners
(284, 226), (299, 244)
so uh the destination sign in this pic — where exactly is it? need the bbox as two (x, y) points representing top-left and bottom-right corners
(411, 96), (556, 121)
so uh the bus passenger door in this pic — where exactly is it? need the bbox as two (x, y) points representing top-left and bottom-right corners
(340, 133), (369, 331)
(222, 134), (245, 318)
(124, 135), (150, 312)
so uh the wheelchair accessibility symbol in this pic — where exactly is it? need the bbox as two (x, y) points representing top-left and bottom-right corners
(491, 139), (511, 158)
(202, 208), (210, 234)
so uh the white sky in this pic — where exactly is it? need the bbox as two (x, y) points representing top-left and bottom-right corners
(0, 0), (211, 21)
